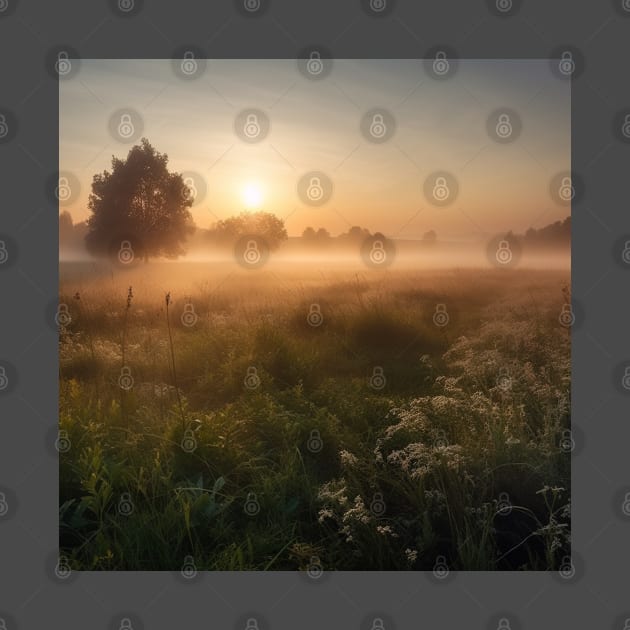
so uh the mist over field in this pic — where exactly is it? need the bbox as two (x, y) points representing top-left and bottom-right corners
(59, 256), (571, 571)
(60, 220), (571, 273)
(58, 59), (571, 572)
(60, 241), (571, 269)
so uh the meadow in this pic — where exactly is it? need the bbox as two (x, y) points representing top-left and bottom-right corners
(58, 258), (571, 571)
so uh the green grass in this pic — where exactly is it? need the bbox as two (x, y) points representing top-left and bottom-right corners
(58, 263), (571, 571)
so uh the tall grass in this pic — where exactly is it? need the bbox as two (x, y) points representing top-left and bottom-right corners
(58, 264), (570, 570)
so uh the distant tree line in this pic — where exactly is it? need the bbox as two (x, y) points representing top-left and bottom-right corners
(58, 139), (570, 260)
(522, 217), (570, 247)
(500, 217), (570, 250)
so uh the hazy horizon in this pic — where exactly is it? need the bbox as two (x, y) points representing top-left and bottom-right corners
(60, 59), (570, 241)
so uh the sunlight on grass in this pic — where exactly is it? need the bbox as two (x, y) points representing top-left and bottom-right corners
(58, 263), (570, 570)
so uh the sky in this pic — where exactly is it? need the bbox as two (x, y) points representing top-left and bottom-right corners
(60, 59), (570, 241)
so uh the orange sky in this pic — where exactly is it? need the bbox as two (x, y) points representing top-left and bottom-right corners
(60, 59), (570, 240)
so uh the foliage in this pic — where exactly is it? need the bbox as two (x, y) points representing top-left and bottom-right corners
(207, 211), (288, 250)
(85, 139), (194, 261)
(58, 265), (570, 570)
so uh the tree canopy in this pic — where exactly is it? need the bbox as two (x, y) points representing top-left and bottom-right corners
(207, 211), (288, 250)
(85, 139), (194, 261)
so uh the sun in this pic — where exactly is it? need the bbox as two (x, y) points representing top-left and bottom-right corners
(242, 183), (264, 209)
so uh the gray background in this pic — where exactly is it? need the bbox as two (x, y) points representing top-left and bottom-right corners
(1, 0), (629, 628)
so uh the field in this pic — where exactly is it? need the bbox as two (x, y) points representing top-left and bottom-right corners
(58, 259), (571, 571)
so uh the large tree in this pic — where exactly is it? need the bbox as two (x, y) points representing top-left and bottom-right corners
(85, 139), (194, 261)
